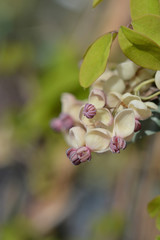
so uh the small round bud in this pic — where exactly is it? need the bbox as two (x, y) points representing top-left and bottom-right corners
(83, 103), (96, 119)
(50, 118), (62, 132)
(66, 148), (80, 165)
(134, 119), (141, 132)
(60, 113), (74, 130)
(76, 146), (91, 162)
(50, 113), (74, 132)
(66, 146), (91, 165)
(109, 136), (126, 153)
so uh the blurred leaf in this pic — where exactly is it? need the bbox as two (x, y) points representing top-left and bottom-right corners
(0, 216), (58, 240)
(80, 32), (117, 88)
(118, 26), (160, 70)
(147, 196), (160, 218)
(130, 0), (160, 20)
(91, 212), (125, 239)
(156, 236), (160, 240)
(132, 14), (160, 45)
(1, 217), (38, 240)
(0, 42), (34, 74)
(92, 0), (104, 8)
(156, 214), (160, 231)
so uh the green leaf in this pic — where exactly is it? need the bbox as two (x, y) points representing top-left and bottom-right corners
(132, 14), (160, 45)
(156, 236), (160, 240)
(147, 196), (160, 218)
(130, 0), (160, 20)
(118, 26), (160, 70)
(156, 214), (160, 231)
(92, 0), (104, 8)
(79, 32), (117, 88)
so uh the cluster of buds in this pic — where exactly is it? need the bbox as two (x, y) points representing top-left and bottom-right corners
(51, 60), (159, 165)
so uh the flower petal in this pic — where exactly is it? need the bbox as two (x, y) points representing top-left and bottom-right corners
(68, 126), (86, 148)
(128, 100), (152, 120)
(145, 101), (158, 110)
(61, 93), (83, 121)
(116, 60), (139, 80)
(92, 69), (114, 90)
(94, 108), (113, 127)
(114, 109), (135, 138)
(89, 89), (106, 108)
(106, 92), (121, 108)
(103, 75), (125, 94)
(121, 93), (141, 106)
(85, 128), (111, 153)
(79, 105), (95, 128)
(155, 71), (160, 89)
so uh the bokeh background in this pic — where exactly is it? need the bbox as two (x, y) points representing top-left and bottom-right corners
(0, 0), (160, 239)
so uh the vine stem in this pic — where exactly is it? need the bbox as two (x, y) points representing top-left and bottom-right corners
(134, 78), (155, 96)
(140, 91), (160, 101)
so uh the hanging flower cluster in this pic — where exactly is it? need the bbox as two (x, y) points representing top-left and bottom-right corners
(50, 60), (159, 165)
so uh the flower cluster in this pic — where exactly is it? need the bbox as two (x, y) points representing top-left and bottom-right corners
(51, 60), (159, 165)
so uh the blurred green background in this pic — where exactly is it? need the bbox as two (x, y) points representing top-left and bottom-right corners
(0, 0), (160, 239)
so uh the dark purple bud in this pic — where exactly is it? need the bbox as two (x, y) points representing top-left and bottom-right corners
(50, 118), (63, 132)
(134, 119), (141, 132)
(83, 103), (96, 119)
(66, 146), (91, 165)
(76, 146), (91, 162)
(60, 113), (74, 130)
(109, 136), (126, 153)
(66, 148), (80, 165)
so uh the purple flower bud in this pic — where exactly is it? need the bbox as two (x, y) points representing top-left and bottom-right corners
(50, 113), (74, 132)
(134, 119), (141, 132)
(66, 146), (91, 165)
(109, 136), (126, 153)
(83, 103), (96, 119)
(60, 113), (74, 130)
(76, 146), (91, 162)
(50, 118), (63, 132)
(66, 148), (80, 165)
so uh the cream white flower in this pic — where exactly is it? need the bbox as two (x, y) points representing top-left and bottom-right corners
(116, 59), (139, 81)
(113, 109), (135, 139)
(67, 126), (111, 153)
(106, 92), (122, 108)
(92, 69), (125, 94)
(61, 93), (84, 123)
(120, 93), (153, 120)
(128, 100), (152, 120)
(79, 89), (113, 128)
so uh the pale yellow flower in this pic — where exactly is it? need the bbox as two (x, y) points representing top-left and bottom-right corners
(79, 89), (113, 128)
(67, 126), (111, 153)
(92, 68), (125, 94)
(61, 93), (84, 123)
(116, 59), (139, 81)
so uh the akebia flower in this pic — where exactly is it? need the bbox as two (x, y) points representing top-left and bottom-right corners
(50, 59), (159, 165)
(61, 93), (84, 123)
(80, 89), (113, 128)
(116, 59), (139, 81)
